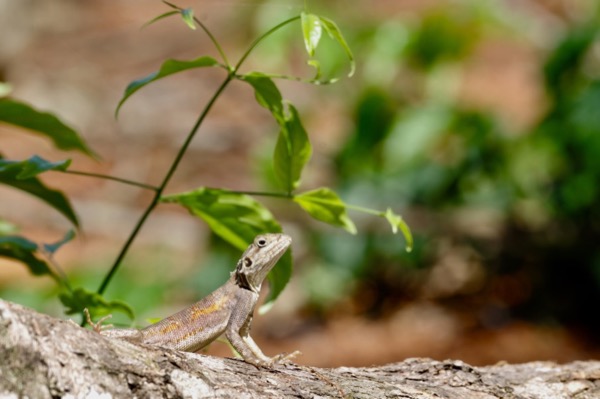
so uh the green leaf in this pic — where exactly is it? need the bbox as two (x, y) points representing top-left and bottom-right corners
(241, 73), (284, 120)
(43, 230), (76, 255)
(301, 12), (322, 57)
(0, 219), (18, 235)
(384, 208), (413, 252)
(0, 155), (71, 179)
(181, 8), (197, 30)
(273, 104), (312, 193)
(142, 10), (179, 29)
(162, 187), (282, 250)
(307, 59), (322, 80)
(318, 16), (355, 77)
(162, 187), (292, 304)
(0, 235), (52, 276)
(116, 56), (219, 117)
(260, 250), (292, 314)
(0, 82), (12, 97)
(0, 98), (95, 157)
(294, 188), (356, 234)
(242, 74), (312, 192)
(59, 287), (134, 319)
(0, 160), (79, 227)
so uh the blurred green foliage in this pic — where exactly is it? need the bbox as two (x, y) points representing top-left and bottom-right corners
(3, 0), (600, 339)
(1, 2), (382, 320)
(260, 1), (600, 334)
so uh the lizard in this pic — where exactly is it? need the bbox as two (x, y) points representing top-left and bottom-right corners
(88, 233), (299, 367)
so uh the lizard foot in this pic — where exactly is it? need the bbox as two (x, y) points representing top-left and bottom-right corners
(271, 350), (302, 365)
(84, 308), (114, 333)
(243, 351), (302, 367)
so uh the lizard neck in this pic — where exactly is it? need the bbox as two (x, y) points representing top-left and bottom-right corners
(234, 271), (260, 293)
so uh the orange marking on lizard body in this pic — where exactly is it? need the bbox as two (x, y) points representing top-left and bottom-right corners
(142, 320), (181, 338)
(182, 326), (207, 341)
(189, 295), (228, 321)
(159, 321), (182, 335)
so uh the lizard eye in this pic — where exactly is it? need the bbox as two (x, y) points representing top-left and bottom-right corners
(244, 257), (253, 267)
(256, 237), (267, 247)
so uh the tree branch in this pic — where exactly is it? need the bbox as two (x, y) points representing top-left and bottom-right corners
(1, 299), (598, 398)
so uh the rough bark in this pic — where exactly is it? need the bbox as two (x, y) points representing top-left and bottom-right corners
(1, 299), (598, 399)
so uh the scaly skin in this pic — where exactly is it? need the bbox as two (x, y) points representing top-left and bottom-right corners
(90, 234), (299, 366)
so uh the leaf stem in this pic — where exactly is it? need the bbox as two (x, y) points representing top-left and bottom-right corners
(233, 189), (382, 216)
(62, 170), (159, 191)
(343, 203), (383, 216)
(97, 74), (233, 295)
(163, 1), (230, 68)
(230, 190), (293, 199)
(42, 250), (72, 292)
(97, 12), (302, 295)
(241, 72), (336, 85)
(192, 16), (230, 67)
(235, 16), (301, 71)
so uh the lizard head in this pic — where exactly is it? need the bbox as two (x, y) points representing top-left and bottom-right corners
(234, 233), (292, 293)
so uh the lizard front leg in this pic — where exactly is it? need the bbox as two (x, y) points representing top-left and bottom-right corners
(225, 290), (298, 366)
(226, 314), (272, 366)
(238, 324), (301, 366)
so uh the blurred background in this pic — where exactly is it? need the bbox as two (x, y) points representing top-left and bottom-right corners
(1, 0), (600, 367)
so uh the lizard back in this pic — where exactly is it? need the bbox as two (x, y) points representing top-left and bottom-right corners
(139, 278), (238, 352)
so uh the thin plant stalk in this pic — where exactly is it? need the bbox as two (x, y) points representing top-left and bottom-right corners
(97, 15), (300, 295)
